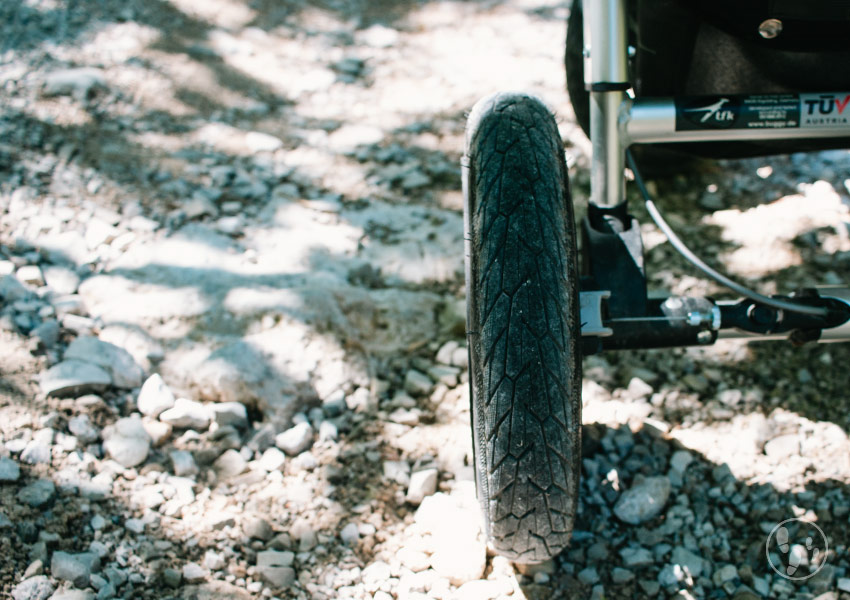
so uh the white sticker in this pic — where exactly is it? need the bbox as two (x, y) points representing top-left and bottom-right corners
(800, 93), (850, 128)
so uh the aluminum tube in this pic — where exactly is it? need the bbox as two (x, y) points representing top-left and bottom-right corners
(586, 0), (628, 207)
(591, 90), (626, 206)
(586, 0), (627, 84)
(626, 97), (850, 145)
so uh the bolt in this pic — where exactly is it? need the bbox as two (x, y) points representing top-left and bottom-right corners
(758, 18), (783, 39)
(697, 330), (713, 345)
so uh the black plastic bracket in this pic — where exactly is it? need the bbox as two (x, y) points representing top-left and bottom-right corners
(581, 201), (648, 319)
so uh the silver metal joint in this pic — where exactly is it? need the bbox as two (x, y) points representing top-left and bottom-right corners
(685, 306), (722, 330)
(697, 330), (714, 345)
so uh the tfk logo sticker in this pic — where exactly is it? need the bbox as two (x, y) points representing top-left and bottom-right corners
(801, 93), (850, 126)
(684, 98), (733, 123)
(765, 518), (828, 581)
(680, 97), (738, 128)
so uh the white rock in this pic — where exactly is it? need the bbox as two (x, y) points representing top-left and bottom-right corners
(43, 68), (106, 100)
(321, 390), (347, 417)
(578, 566), (599, 585)
(454, 579), (505, 600)
(404, 370), (433, 396)
(838, 577), (850, 592)
(20, 440), (51, 465)
(435, 341), (459, 365)
(327, 124), (384, 152)
(0, 457), (20, 482)
(17, 479), (56, 507)
(125, 518), (145, 534)
(99, 324), (164, 372)
(626, 377), (654, 399)
(290, 519), (317, 551)
(764, 434), (801, 459)
(68, 415), (99, 445)
(246, 131), (284, 153)
(142, 419), (172, 446)
(203, 550), (226, 571)
(170, 450), (198, 477)
(417, 492), (486, 585)
(0, 275), (31, 301)
(159, 398), (211, 430)
(383, 460), (411, 485)
(182, 562), (208, 583)
(398, 547), (430, 572)
(428, 365), (460, 387)
(51, 551), (99, 587)
(620, 546), (654, 568)
(669, 450), (693, 474)
(84, 218), (118, 249)
(186, 341), (291, 416)
(318, 420), (338, 442)
(216, 215), (243, 236)
(137, 374), (175, 418)
(275, 422), (313, 456)
(15, 265), (44, 286)
(362, 561), (392, 586)
(42, 266), (81, 295)
(257, 566), (295, 588)
(244, 518), (274, 541)
(614, 475), (671, 525)
(256, 447), (285, 472)
(210, 402), (248, 429)
(406, 468), (438, 505)
(670, 546), (704, 578)
(214, 449), (247, 479)
(340, 522), (360, 545)
(290, 451), (318, 472)
(658, 564), (686, 587)
(257, 550), (294, 567)
(102, 416), (151, 468)
(359, 24), (400, 48)
(11, 576), (54, 600)
(40, 360), (111, 397)
(31, 320), (60, 349)
(183, 193), (218, 220)
(451, 347), (469, 369)
(64, 337), (144, 389)
(389, 407), (420, 426)
(712, 564), (738, 585)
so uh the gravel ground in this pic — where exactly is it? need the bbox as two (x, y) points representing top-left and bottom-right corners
(3, 1), (850, 599)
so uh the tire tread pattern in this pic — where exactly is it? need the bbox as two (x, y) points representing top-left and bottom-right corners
(464, 92), (581, 563)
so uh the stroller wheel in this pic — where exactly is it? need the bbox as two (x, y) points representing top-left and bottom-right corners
(463, 92), (582, 563)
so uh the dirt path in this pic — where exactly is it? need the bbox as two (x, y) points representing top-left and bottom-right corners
(3, 1), (850, 599)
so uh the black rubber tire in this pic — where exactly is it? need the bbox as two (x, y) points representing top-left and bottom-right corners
(463, 92), (582, 563)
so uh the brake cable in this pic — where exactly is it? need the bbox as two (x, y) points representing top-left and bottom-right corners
(625, 149), (829, 318)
